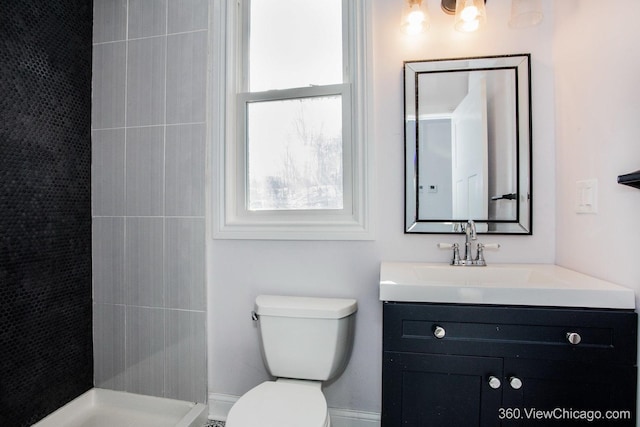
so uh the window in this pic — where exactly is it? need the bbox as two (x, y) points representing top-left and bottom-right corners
(212, 0), (372, 239)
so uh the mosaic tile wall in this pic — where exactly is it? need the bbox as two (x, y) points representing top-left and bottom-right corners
(0, 1), (94, 426)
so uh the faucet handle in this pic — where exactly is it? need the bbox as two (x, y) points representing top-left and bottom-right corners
(480, 243), (501, 250)
(475, 243), (500, 266)
(452, 243), (461, 264)
(437, 243), (461, 265)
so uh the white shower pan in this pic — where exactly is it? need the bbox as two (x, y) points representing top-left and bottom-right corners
(32, 388), (208, 427)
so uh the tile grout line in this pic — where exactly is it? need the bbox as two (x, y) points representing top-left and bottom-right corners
(93, 215), (205, 219)
(122, 0), (131, 393)
(93, 302), (205, 314)
(92, 121), (206, 132)
(93, 27), (207, 46)
(162, 0), (169, 399)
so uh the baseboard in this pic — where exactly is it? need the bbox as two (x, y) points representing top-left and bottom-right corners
(328, 407), (381, 427)
(208, 393), (381, 427)
(208, 393), (236, 421)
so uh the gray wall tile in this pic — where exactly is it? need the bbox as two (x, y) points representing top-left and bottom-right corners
(92, 0), (208, 401)
(92, 42), (126, 129)
(92, 217), (125, 304)
(126, 306), (165, 397)
(93, 0), (127, 43)
(166, 31), (207, 124)
(128, 0), (167, 39)
(164, 218), (205, 310)
(126, 37), (166, 126)
(125, 217), (164, 307)
(92, 129), (125, 216)
(125, 126), (164, 216)
(165, 124), (205, 216)
(165, 310), (206, 402)
(94, 303), (126, 390)
(168, 0), (209, 34)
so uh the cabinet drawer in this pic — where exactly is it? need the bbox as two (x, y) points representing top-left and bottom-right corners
(383, 302), (637, 364)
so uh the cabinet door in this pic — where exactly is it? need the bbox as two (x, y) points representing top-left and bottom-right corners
(383, 351), (503, 427)
(502, 358), (636, 426)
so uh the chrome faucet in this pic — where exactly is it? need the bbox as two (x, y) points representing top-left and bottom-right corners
(437, 220), (500, 266)
(462, 220), (477, 263)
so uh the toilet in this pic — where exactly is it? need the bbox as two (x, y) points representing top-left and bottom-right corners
(226, 295), (358, 427)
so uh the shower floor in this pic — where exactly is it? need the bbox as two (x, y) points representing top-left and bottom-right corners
(32, 388), (208, 427)
(51, 406), (186, 427)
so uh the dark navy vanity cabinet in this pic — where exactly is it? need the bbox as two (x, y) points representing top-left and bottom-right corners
(382, 302), (637, 426)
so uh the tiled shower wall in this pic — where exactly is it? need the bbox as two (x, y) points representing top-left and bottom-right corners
(91, 0), (208, 403)
(0, 2), (93, 425)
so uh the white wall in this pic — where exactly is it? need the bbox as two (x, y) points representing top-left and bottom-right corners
(554, 2), (640, 324)
(208, 0), (556, 414)
(554, 3), (640, 419)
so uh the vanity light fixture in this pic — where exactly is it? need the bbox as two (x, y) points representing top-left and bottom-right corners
(439, 0), (486, 32)
(454, 0), (486, 32)
(440, 0), (487, 32)
(402, 0), (429, 35)
(406, 0), (541, 35)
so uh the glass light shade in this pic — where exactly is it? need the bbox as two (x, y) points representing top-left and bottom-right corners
(402, 0), (429, 35)
(509, 0), (543, 28)
(454, 0), (486, 32)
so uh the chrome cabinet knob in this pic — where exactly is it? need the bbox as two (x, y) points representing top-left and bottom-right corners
(509, 376), (523, 390)
(566, 332), (582, 345)
(488, 376), (501, 389)
(433, 325), (446, 339)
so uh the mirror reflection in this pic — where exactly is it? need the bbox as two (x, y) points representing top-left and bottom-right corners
(405, 54), (532, 234)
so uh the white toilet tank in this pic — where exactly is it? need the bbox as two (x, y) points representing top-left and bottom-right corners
(254, 295), (357, 381)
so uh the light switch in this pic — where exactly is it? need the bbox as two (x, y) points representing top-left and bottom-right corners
(576, 179), (598, 214)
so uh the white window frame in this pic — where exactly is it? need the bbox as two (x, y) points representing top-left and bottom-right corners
(210, 0), (373, 240)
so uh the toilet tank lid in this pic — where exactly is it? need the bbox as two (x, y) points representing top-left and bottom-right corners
(255, 295), (357, 319)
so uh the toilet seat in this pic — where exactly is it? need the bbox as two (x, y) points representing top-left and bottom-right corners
(226, 381), (329, 427)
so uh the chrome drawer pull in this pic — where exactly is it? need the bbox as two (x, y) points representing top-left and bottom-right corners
(433, 325), (446, 339)
(488, 376), (501, 389)
(509, 376), (523, 390)
(566, 332), (582, 345)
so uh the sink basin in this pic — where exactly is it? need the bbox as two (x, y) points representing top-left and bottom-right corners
(379, 263), (635, 309)
(411, 265), (536, 284)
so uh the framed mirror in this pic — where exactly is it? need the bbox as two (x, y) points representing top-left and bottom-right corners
(405, 54), (532, 234)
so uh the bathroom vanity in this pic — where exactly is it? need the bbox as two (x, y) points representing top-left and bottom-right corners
(380, 263), (637, 426)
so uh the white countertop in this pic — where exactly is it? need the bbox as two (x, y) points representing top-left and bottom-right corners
(379, 262), (636, 309)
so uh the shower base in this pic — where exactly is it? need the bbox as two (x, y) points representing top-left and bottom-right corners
(32, 388), (208, 427)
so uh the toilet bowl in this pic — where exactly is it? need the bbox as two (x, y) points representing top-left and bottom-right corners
(225, 295), (357, 427)
(226, 379), (329, 427)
